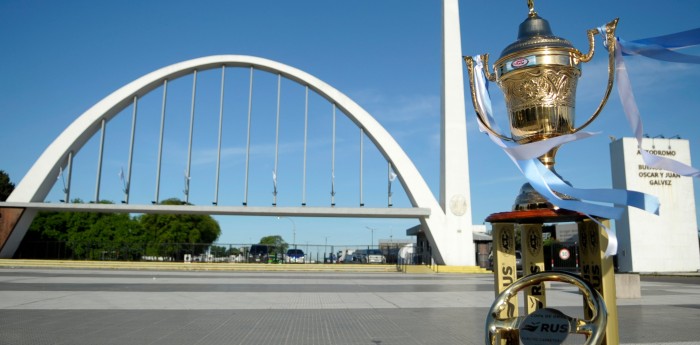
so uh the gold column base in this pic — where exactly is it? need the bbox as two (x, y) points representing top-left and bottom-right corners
(491, 223), (519, 344)
(486, 209), (620, 345)
(578, 219), (619, 345)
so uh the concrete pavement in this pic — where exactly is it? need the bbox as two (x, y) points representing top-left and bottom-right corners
(0, 264), (699, 344)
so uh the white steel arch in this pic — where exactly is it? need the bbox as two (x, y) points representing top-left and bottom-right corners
(4, 55), (463, 264)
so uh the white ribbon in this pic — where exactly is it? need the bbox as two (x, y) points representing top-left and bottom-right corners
(612, 39), (700, 177)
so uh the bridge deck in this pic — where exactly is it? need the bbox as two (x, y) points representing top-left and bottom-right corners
(0, 202), (430, 218)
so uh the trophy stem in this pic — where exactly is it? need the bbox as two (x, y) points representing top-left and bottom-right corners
(513, 146), (572, 211)
(537, 146), (559, 169)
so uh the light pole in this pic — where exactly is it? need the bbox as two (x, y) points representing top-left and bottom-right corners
(365, 226), (375, 248)
(277, 217), (296, 249)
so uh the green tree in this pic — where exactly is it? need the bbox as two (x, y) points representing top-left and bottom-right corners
(19, 197), (220, 260)
(259, 235), (288, 257)
(21, 199), (145, 260)
(209, 245), (240, 257)
(138, 198), (221, 259)
(0, 170), (15, 201)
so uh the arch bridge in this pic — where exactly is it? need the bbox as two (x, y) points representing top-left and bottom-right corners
(1, 1), (475, 265)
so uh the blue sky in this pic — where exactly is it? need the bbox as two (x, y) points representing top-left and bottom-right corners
(2, 1), (700, 251)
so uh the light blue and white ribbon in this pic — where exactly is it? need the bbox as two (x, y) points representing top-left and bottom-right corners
(601, 26), (700, 178)
(618, 28), (700, 64)
(474, 26), (700, 256)
(473, 55), (661, 256)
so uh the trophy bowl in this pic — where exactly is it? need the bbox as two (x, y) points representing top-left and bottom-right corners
(464, 2), (618, 211)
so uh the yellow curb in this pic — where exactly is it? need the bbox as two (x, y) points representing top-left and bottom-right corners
(402, 265), (436, 274)
(0, 259), (397, 273)
(398, 264), (491, 274)
(430, 265), (491, 274)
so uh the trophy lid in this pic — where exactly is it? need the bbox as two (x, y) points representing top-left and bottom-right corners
(499, 7), (575, 59)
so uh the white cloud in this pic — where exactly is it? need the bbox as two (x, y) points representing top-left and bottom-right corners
(349, 89), (440, 123)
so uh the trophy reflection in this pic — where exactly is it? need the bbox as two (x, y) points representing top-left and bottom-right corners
(464, 1), (618, 210)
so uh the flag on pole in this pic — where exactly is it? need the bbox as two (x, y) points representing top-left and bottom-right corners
(183, 170), (190, 197)
(272, 170), (278, 195)
(388, 165), (396, 206)
(331, 172), (335, 197)
(119, 167), (126, 193)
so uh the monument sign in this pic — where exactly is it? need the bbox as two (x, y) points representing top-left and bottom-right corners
(610, 137), (700, 272)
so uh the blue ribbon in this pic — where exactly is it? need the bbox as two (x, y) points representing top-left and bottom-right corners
(603, 26), (700, 178)
(618, 28), (700, 64)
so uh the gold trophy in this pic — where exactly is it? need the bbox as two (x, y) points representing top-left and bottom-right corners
(464, 0), (619, 210)
(472, 2), (622, 344)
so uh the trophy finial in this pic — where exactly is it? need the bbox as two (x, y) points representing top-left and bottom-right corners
(527, 0), (537, 17)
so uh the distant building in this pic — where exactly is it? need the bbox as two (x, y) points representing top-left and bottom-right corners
(406, 224), (492, 268)
(610, 137), (700, 272)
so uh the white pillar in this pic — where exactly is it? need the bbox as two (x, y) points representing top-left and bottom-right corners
(435, 0), (475, 265)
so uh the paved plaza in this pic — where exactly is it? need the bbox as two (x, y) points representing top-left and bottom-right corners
(0, 266), (699, 344)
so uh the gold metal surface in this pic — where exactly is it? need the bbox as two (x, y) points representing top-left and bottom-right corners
(464, 8), (619, 209)
(490, 19), (618, 161)
(463, 19), (618, 163)
(491, 223), (519, 344)
(464, 55), (508, 142)
(573, 19), (619, 133)
(499, 63), (579, 143)
(578, 219), (619, 345)
(485, 271), (608, 345)
(520, 224), (546, 314)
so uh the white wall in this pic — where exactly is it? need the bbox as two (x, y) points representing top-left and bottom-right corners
(610, 138), (700, 272)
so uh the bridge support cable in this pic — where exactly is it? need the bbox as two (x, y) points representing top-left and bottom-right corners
(359, 128), (364, 207)
(243, 67), (254, 206)
(213, 66), (226, 206)
(272, 74), (281, 206)
(154, 79), (168, 204)
(124, 96), (138, 204)
(302, 86), (309, 206)
(184, 70), (198, 204)
(330, 104), (336, 206)
(60, 151), (73, 203)
(94, 118), (106, 203)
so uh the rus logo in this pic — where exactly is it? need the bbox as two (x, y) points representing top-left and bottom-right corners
(521, 322), (568, 333)
(519, 308), (570, 345)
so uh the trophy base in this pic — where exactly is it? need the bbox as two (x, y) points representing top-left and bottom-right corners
(512, 182), (574, 211)
(513, 182), (552, 211)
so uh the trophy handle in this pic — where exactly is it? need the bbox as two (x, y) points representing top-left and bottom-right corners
(463, 54), (512, 142)
(485, 271), (608, 345)
(572, 18), (619, 134)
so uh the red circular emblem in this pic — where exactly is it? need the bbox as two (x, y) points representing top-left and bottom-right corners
(511, 57), (529, 68)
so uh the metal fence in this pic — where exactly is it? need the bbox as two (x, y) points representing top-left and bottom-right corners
(13, 240), (416, 265)
(17, 240), (575, 270)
